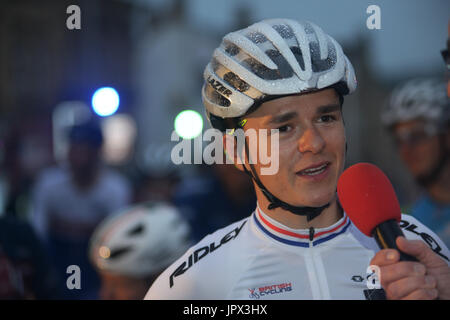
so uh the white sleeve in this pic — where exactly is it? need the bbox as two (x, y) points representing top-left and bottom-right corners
(400, 214), (450, 266)
(144, 248), (205, 300)
(144, 218), (249, 300)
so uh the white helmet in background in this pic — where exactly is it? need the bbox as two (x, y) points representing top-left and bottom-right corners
(382, 78), (450, 129)
(202, 18), (357, 131)
(89, 202), (191, 278)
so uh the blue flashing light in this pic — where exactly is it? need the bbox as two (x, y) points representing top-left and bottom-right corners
(91, 87), (120, 117)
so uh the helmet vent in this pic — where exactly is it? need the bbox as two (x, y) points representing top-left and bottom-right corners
(242, 53), (293, 80)
(224, 43), (240, 56)
(273, 24), (294, 39)
(127, 223), (145, 236)
(223, 72), (250, 93)
(290, 46), (305, 70)
(247, 32), (268, 44)
(109, 246), (132, 260)
(310, 41), (336, 72)
(205, 85), (231, 107)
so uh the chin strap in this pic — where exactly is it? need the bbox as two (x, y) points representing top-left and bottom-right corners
(240, 137), (329, 222)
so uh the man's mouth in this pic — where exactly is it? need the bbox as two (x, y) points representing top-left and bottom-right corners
(297, 162), (330, 176)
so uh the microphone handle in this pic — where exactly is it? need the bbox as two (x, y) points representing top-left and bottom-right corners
(373, 220), (418, 262)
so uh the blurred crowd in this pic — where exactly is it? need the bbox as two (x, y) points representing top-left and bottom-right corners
(0, 118), (256, 299)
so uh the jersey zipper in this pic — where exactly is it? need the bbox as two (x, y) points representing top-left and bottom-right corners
(308, 227), (331, 299)
(307, 226), (331, 299)
(305, 227), (321, 298)
(309, 227), (315, 245)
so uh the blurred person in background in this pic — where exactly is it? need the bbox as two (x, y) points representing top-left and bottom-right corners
(173, 163), (256, 242)
(0, 214), (62, 299)
(89, 201), (191, 300)
(442, 22), (450, 97)
(134, 173), (178, 203)
(2, 129), (33, 219)
(29, 119), (132, 299)
(382, 78), (450, 248)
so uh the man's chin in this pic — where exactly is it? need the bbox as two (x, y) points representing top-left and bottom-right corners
(292, 187), (336, 205)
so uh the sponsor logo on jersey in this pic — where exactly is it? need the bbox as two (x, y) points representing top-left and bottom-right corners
(400, 220), (449, 262)
(366, 265), (381, 289)
(169, 220), (247, 288)
(351, 275), (364, 283)
(248, 282), (292, 299)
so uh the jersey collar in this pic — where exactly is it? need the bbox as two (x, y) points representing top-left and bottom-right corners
(253, 204), (351, 248)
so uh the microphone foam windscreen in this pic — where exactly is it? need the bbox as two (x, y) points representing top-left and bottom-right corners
(337, 163), (401, 237)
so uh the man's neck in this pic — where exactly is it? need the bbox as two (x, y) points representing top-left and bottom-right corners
(256, 192), (343, 230)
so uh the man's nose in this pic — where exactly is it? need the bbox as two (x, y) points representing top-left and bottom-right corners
(297, 127), (325, 154)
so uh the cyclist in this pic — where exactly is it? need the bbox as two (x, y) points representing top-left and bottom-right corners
(146, 18), (450, 300)
(89, 201), (191, 299)
(30, 120), (131, 299)
(382, 78), (450, 248)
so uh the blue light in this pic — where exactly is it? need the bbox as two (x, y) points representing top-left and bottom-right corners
(91, 87), (120, 117)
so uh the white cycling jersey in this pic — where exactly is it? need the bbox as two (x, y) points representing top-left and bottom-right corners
(145, 204), (450, 300)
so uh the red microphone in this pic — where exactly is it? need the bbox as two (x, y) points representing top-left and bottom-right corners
(337, 162), (417, 261)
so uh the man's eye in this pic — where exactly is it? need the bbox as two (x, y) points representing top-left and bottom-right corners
(318, 115), (336, 123)
(278, 125), (291, 132)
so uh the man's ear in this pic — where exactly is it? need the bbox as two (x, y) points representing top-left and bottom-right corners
(223, 133), (245, 172)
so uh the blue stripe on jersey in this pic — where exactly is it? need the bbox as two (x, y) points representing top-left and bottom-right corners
(253, 214), (310, 247)
(313, 221), (351, 246)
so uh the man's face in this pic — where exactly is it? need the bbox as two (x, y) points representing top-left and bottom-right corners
(392, 119), (442, 179)
(241, 88), (346, 208)
(67, 142), (101, 174)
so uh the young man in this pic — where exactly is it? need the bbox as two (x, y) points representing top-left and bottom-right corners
(145, 19), (450, 300)
(382, 78), (450, 248)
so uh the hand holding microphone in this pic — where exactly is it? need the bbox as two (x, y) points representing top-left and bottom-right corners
(337, 163), (450, 300)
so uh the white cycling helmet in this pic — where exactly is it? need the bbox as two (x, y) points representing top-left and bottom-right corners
(89, 202), (191, 278)
(202, 18), (357, 131)
(382, 78), (450, 128)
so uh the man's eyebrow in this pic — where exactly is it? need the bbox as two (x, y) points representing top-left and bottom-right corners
(265, 111), (298, 125)
(264, 104), (340, 125)
(316, 104), (341, 114)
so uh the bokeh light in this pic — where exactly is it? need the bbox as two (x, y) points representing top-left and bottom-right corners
(91, 87), (120, 117)
(174, 110), (203, 139)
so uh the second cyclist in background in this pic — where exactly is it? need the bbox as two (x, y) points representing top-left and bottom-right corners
(382, 78), (450, 248)
(89, 201), (192, 300)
